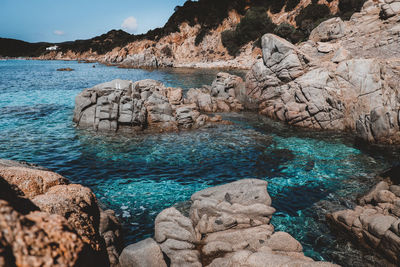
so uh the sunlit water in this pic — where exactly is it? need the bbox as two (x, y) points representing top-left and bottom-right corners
(0, 60), (399, 266)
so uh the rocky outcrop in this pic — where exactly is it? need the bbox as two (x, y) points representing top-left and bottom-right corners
(120, 179), (339, 267)
(73, 73), (243, 132)
(245, 1), (400, 144)
(327, 168), (400, 264)
(0, 160), (123, 266)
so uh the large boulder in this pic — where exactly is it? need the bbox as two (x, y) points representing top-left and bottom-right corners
(327, 171), (400, 264)
(245, 31), (400, 144)
(119, 238), (167, 267)
(120, 53), (158, 68)
(0, 161), (121, 266)
(309, 18), (346, 42)
(0, 200), (93, 267)
(122, 179), (338, 266)
(190, 179), (275, 234)
(74, 74), (244, 133)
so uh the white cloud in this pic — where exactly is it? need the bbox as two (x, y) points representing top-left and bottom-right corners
(53, 30), (65, 36)
(121, 16), (138, 33)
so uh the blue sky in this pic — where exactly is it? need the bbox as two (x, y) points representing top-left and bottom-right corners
(0, 0), (187, 43)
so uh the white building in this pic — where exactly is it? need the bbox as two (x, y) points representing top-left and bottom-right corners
(46, 45), (58, 51)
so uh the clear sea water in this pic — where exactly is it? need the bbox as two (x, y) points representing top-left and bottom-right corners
(0, 59), (399, 266)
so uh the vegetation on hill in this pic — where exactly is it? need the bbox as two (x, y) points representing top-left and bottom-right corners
(0, 0), (367, 58)
(0, 38), (50, 57)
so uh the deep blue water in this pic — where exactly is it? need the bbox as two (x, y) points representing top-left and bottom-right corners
(0, 59), (399, 266)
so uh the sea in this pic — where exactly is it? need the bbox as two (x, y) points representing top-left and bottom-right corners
(0, 59), (399, 266)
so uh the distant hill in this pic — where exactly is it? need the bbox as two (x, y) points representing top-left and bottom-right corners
(0, 38), (51, 57)
(0, 0), (366, 58)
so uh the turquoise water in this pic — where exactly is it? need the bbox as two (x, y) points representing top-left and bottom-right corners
(0, 60), (399, 266)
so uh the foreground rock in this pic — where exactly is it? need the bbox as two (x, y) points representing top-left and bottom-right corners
(0, 160), (122, 266)
(73, 73), (243, 132)
(120, 179), (339, 267)
(327, 166), (400, 265)
(245, 1), (400, 144)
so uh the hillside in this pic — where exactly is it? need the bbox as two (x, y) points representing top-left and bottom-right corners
(1, 0), (366, 67)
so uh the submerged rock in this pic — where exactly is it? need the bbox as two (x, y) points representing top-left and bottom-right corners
(327, 167), (400, 265)
(121, 179), (339, 267)
(73, 73), (243, 133)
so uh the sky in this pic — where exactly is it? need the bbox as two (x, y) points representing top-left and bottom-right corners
(0, 0), (188, 43)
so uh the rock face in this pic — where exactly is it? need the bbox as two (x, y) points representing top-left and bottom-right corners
(245, 1), (400, 144)
(120, 179), (339, 267)
(327, 170), (400, 264)
(73, 73), (243, 132)
(0, 160), (123, 266)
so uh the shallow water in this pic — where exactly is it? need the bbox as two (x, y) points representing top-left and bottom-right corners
(0, 60), (399, 266)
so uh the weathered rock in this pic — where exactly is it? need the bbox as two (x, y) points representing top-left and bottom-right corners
(309, 17), (346, 42)
(0, 199), (93, 267)
(190, 179), (275, 234)
(120, 53), (158, 68)
(123, 179), (335, 266)
(245, 3), (400, 144)
(155, 207), (201, 267)
(0, 167), (69, 198)
(328, 177), (400, 264)
(74, 74), (244, 133)
(31, 184), (104, 252)
(119, 238), (167, 267)
(0, 160), (121, 266)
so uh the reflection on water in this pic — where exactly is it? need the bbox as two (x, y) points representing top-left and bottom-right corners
(0, 60), (399, 266)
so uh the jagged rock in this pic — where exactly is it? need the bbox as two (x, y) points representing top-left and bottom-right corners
(123, 179), (336, 266)
(328, 176), (400, 264)
(31, 184), (105, 253)
(309, 17), (346, 42)
(246, 31), (400, 143)
(207, 250), (339, 267)
(190, 179), (275, 234)
(0, 200), (93, 267)
(331, 47), (351, 63)
(119, 238), (167, 267)
(100, 209), (123, 265)
(261, 34), (307, 82)
(121, 53), (158, 68)
(0, 161), (122, 266)
(381, 0), (400, 18)
(155, 207), (201, 267)
(74, 74), (244, 133)
(0, 167), (69, 198)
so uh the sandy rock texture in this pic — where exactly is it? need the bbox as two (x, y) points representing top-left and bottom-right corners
(119, 179), (339, 267)
(245, 1), (400, 144)
(0, 160), (123, 267)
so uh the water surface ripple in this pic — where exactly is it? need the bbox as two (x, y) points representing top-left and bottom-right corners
(0, 60), (399, 266)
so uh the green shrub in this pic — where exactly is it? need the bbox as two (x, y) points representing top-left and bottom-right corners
(274, 23), (295, 39)
(221, 7), (277, 56)
(285, 0), (301, 11)
(221, 30), (241, 56)
(295, 4), (331, 32)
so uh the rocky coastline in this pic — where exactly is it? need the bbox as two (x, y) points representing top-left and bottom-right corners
(327, 166), (400, 265)
(0, 159), (122, 267)
(0, 161), (340, 266)
(244, 0), (400, 144)
(71, 0), (400, 144)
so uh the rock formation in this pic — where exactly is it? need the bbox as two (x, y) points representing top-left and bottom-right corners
(0, 160), (123, 267)
(327, 167), (400, 265)
(245, 0), (400, 144)
(119, 179), (339, 267)
(73, 73), (243, 132)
